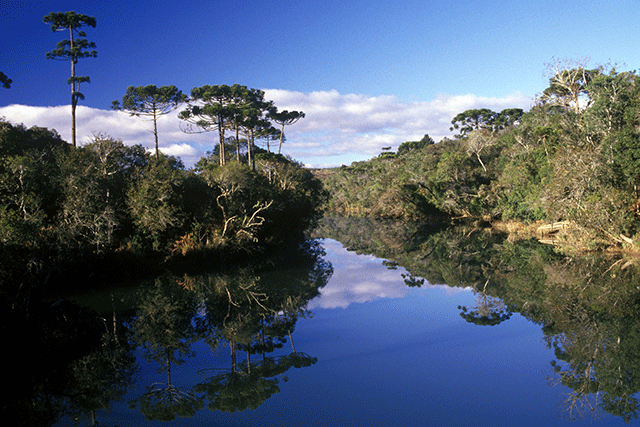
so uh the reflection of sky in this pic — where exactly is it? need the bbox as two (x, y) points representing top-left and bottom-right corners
(308, 239), (471, 309)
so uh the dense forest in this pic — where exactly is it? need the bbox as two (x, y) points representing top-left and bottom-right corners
(0, 119), (326, 300)
(2, 14), (329, 423)
(319, 62), (640, 252)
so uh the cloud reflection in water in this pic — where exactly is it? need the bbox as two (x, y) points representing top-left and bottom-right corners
(309, 239), (470, 309)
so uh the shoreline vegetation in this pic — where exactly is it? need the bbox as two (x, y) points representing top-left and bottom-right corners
(314, 61), (640, 255)
(0, 115), (327, 308)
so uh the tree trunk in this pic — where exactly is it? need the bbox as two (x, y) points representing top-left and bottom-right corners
(288, 329), (296, 353)
(476, 152), (487, 172)
(278, 124), (285, 154)
(69, 26), (77, 147)
(247, 129), (254, 170)
(153, 105), (159, 160)
(230, 341), (237, 372)
(235, 126), (240, 162)
(166, 351), (172, 386)
(218, 120), (225, 166)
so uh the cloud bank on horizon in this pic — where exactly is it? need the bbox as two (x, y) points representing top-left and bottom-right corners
(0, 88), (533, 168)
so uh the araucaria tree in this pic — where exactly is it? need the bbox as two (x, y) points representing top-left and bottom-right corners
(43, 11), (97, 147)
(112, 85), (187, 159)
(179, 85), (235, 166)
(268, 109), (305, 154)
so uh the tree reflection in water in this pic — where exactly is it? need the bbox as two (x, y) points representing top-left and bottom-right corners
(126, 241), (330, 422)
(5, 299), (137, 427)
(541, 257), (640, 423)
(195, 352), (317, 413)
(458, 280), (513, 326)
(2, 241), (330, 425)
(191, 260), (323, 414)
(316, 214), (640, 423)
(129, 276), (203, 421)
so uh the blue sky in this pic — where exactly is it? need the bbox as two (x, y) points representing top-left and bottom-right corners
(2, 0), (639, 167)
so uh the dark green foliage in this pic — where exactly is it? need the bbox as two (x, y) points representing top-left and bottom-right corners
(458, 303), (512, 326)
(56, 135), (149, 251)
(267, 108), (305, 155)
(450, 108), (497, 137)
(42, 12), (97, 62)
(127, 156), (190, 250)
(492, 108), (524, 131)
(0, 113), (326, 296)
(397, 134), (434, 156)
(321, 135), (499, 219)
(255, 153), (328, 242)
(0, 120), (68, 243)
(181, 85), (269, 167)
(0, 71), (12, 89)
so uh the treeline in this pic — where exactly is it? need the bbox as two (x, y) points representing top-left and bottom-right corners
(320, 62), (640, 249)
(0, 119), (327, 304)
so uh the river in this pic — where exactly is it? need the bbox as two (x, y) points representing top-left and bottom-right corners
(12, 217), (640, 426)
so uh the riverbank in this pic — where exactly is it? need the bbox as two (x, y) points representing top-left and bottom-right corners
(491, 219), (639, 256)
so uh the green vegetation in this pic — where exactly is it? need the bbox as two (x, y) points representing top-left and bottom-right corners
(0, 118), (325, 310)
(319, 61), (640, 250)
(111, 85), (187, 159)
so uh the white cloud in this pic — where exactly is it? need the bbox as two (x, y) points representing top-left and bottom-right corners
(162, 143), (199, 158)
(0, 89), (533, 168)
(265, 89), (533, 166)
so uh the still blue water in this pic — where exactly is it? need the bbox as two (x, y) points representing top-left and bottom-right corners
(80, 238), (631, 426)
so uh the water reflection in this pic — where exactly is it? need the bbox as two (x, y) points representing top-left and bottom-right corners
(6, 216), (640, 425)
(129, 276), (203, 421)
(316, 215), (640, 423)
(195, 352), (317, 413)
(6, 298), (138, 427)
(5, 241), (329, 426)
(125, 243), (330, 422)
(308, 239), (415, 309)
(308, 239), (471, 310)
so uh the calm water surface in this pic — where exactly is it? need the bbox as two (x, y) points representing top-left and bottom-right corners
(59, 235), (636, 427)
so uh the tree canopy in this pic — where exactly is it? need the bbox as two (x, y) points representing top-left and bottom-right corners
(267, 109), (306, 154)
(112, 85), (187, 159)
